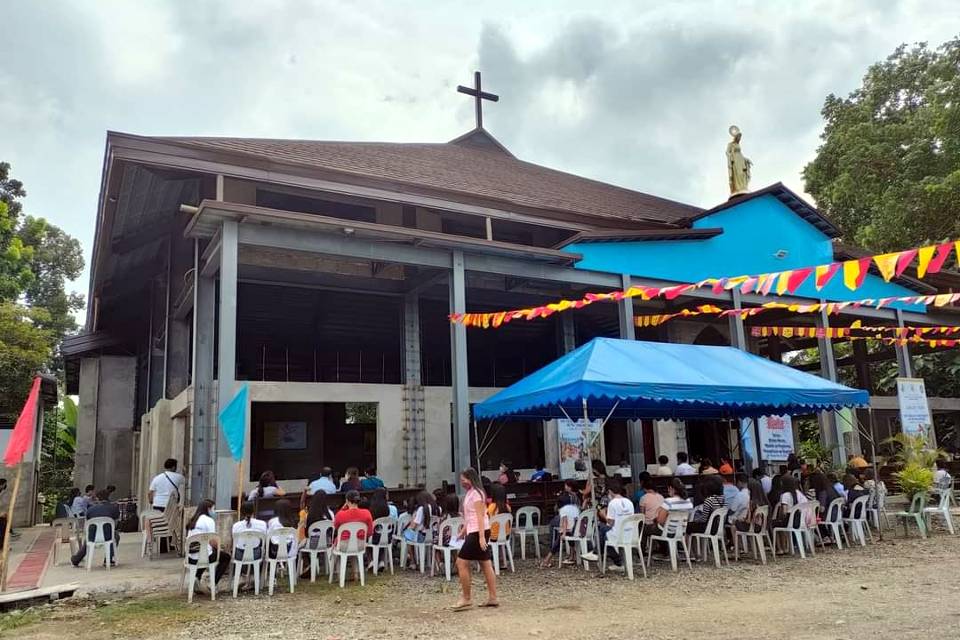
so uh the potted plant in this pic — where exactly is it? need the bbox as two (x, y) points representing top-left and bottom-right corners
(885, 432), (945, 499)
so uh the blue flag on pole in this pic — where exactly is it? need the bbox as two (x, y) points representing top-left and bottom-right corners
(218, 384), (248, 462)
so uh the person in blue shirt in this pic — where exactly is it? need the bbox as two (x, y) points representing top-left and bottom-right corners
(360, 465), (385, 491)
(530, 465), (551, 482)
(307, 467), (337, 495)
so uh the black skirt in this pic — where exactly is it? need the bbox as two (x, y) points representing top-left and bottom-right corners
(458, 530), (492, 562)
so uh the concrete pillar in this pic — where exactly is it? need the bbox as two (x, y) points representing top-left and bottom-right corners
(190, 240), (216, 503)
(727, 289), (747, 349)
(75, 357), (100, 489)
(215, 220), (239, 508)
(815, 307), (847, 465)
(449, 250), (470, 479)
(561, 313), (576, 353)
(403, 293), (426, 486)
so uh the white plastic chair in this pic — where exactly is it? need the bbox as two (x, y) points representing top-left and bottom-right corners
(645, 510), (692, 572)
(411, 517), (440, 574)
(266, 527), (298, 595)
(298, 520), (334, 582)
(330, 521), (368, 588)
(432, 516), (463, 581)
(138, 509), (162, 558)
(513, 506), (541, 560)
(819, 498), (847, 549)
(559, 508), (596, 570)
(393, 512), (412, 568)
(867, 481), (890, 531)
(733, 505), (774, 565)
(844, 495), (874, 545)
(51, 517), (80, 566)
(369, 517), (397, 575)
(772, 503), (815, 558)
(84, 517), (118, 571)
(601, 513), (646, 580)
(181, 532), (220, 603)
(488, 513), (515, 575)
(689, 507), (729, 568)
(231, 530), (266, 597)
(924, 489), (956, 535)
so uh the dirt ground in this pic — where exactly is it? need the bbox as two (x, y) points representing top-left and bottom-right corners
(4, 528), (959, 640)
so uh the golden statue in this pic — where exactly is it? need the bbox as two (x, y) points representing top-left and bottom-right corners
(727, 125), (752, 197)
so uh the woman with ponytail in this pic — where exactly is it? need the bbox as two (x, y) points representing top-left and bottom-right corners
(453, 467), (499, 611)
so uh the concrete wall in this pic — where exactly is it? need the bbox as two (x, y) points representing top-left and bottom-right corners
(75, 355), (138, 497)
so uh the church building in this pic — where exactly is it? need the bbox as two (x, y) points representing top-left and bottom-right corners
(64, 75), (960, 507)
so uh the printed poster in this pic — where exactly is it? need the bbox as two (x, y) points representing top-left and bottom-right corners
(557, 418), (601, 480)
(757, 414), (794, 461)
(897, 378), (931, 435)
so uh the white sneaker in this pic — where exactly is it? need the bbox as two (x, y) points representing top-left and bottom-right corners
(580, 552), (599, 562)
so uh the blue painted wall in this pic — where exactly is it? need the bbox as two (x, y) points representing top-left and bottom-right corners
(567, 194), (923, 311)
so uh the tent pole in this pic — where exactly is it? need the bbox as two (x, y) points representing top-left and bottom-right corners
(868, 407), (883, 541)
(473, 419), (480, 473)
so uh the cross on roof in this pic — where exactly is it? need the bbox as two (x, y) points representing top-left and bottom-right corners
(457, 71), (499, 129)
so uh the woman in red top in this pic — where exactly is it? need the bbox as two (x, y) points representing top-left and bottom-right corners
(454, 468), (499, 611)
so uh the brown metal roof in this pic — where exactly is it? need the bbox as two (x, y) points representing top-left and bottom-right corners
(150, 129), (703, 227)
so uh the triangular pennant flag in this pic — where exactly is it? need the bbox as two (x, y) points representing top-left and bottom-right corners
(218, 383), (249, 462)
(814, 263), (840, 290)
(895, 248), (918, 277)
(916, 245), (936, 278)
(785, 267), (813, 294)
(873, 252), (899, 282)
(4, 376), (41, 467)
(776, 271), (792, 295)
(928, 242), (953, 274)
(842, 257), (871, 290)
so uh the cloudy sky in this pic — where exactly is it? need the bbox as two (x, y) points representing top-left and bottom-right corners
(3, 1), (959, 305)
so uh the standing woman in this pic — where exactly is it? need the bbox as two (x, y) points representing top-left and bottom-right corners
(454, 468), (498, 611)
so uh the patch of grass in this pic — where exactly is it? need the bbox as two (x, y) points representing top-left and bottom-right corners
(93, 595), (208, 637)
(0, 609), (42, 635)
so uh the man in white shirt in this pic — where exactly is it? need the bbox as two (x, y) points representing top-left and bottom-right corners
(675, 452), (696, 476)
(148, 459), (185, 511)
(752, 467), (773, 495)
(308, 467), (337, 495)
(591, 479), (635, 569)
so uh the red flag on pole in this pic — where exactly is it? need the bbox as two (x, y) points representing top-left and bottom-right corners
(4, 376), (41, 467)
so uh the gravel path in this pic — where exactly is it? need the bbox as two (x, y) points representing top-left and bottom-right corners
(10, 528), (960, 640)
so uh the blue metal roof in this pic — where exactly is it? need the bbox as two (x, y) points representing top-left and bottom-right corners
(474, 338), (869, 420)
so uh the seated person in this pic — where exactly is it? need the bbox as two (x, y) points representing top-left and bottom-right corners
(540, 493), (580, 568)
(637, 479), (664, 528)
(633, 471), (651, 504)
(334, 490), (374, 545)
(718, 457), (735, 475)
(828, 472), (847, 499)
(185, 500), (231, 587)
(772, 475), (814, 528)
(248, 470), (285, 500)
(698, 458), (720, 475)
(71, 489), (120, 566)
(486, 483), (512, 542)
(359, 465), (385, 491)
(530, 465), (552, 482)
(231, 501), (267, 584)
(842, 475), (869, 516)
(688, 475), (725, 534)
(726, 473), (750, 522)
(675, 452), (696, 476)
(589, 479), (634, 568)
(655, 455), (673, 476)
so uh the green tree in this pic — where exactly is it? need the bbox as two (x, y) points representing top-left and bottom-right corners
(803, 38), (960, 252)
(0, 302), (54, 420)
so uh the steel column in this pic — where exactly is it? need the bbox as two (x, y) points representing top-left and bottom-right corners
(815, 306), (847, 465)
(190, 240), (216, 502)
(894, 308), (914, 378)
(449, 251), (471, 478)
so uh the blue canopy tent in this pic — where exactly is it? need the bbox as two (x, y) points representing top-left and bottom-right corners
(474, 338), (868, 421)
(473, 338), (869, 489)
